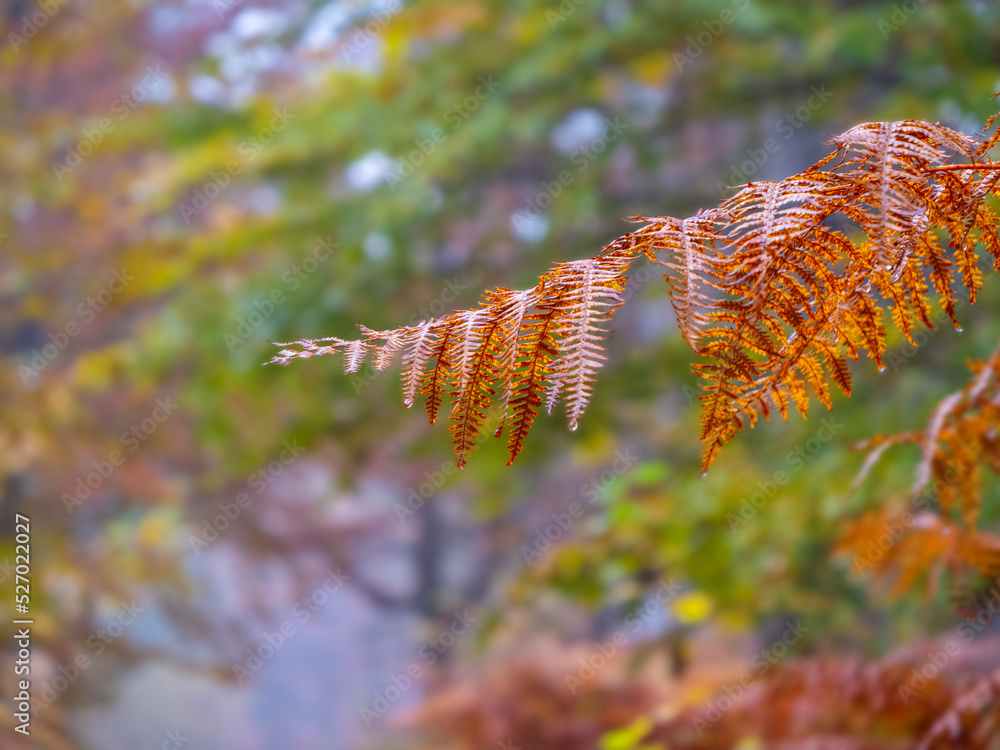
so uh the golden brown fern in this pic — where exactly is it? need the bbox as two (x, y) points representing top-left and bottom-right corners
(269, 113), (1000, 471)
(916, 665), (1000, 750)
(270, 239), (636, 468)
(844, 341), (1000, 591)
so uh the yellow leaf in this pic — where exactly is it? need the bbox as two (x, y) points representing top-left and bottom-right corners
(671, 591), (713, 625)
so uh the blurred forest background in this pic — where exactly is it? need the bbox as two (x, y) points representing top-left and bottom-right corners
(2, 1), (1000, 748)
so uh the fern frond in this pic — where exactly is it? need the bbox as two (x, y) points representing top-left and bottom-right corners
(420, 324), (457, 425)
(492, 289), (542, 435)
(849, 342), (1000, 587)
(505, 304), (558, 464)
(694, 173), (859, 468)
(268, 111), (1000, 472)
(542, 248), (633, 431)
(400, 323), (443, 407)
(448, 296), (514, 467)
(634, 213), (720, 348)
(916, 666), (1000, 750)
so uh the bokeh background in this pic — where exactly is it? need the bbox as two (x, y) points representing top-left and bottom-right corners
(3, 1), (1000, 748)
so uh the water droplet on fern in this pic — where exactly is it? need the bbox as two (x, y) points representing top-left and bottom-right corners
(700, 471), (708, 478)
(569, 423), (578, 432)
(878, 366), (886, 373)
(956, 326), (964, 333)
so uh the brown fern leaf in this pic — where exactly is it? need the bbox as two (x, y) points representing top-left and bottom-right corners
(269, 335), (370, 373)
(694, 172), (861, 469)
(828, 120), (977, 268)
(357, 325), (412, 372)
(491, 288), (543, 436)
(916, 665), (1000, 750)
(268, 112), (1000, 472)
(419, 321), (460, 425)
(912, 342), (999, 508)
(919, 231), (960, 326)
(633, 212), (722, 349)
(835, 507), (951, 598)
(927, 127), (1000, 299)
(448, 293), (518, 468)
(505, 303), (558, 464)
(952, 567), (1000, 620)
(268, 244), (639, 465)
(542, 248), (633, 430)
(850, 342), (1000, 588)
(838, 508), (1000, 601)
(400, 322), (443, 407)
(827, 121), (996, 344)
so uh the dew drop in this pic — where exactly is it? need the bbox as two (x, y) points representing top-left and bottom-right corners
(956, 326), (964, 333)
(878, 366), (886, 373)
(569, 423), (578, 432)
(700, 471), (709, 478)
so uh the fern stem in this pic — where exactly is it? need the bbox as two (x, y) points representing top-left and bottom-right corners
(924, 163), (1000, 172)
